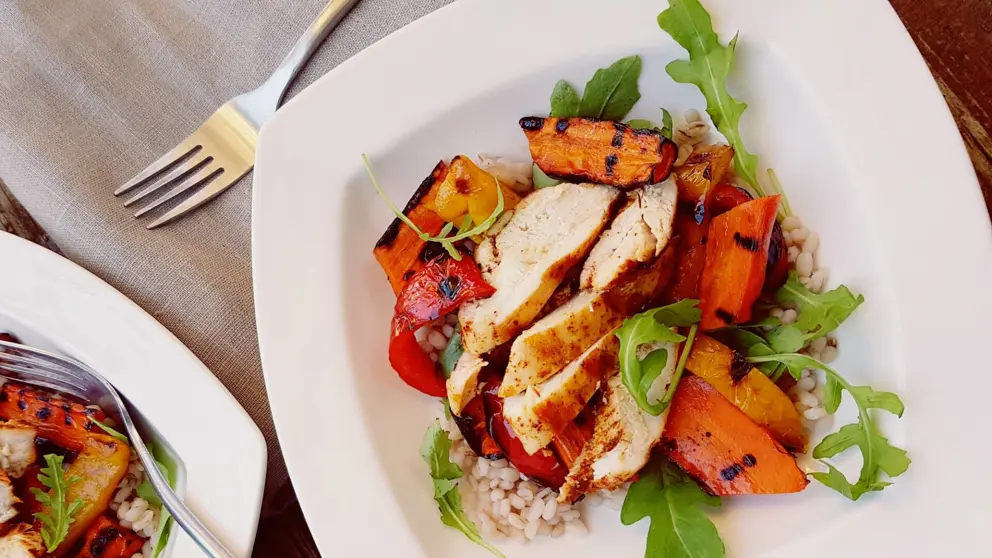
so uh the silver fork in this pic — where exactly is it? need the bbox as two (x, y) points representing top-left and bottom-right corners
(0, 339), (236, 558)
(115, 0), (361, 229)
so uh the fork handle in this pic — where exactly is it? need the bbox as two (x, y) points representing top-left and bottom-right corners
(260, 0), (361, 107)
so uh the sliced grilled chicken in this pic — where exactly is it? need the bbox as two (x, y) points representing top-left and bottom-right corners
(0, 421), (36, 479)
(558, 343), (677, 503)
(501, 242), (677, 397)
(503, 334), (619, 455)
(459, 183), (621, 356)
(0, 525), (43, 558)
(0, 471), (17, 525)
(580, 179), (678, 292)
(446, 352), (487, 416)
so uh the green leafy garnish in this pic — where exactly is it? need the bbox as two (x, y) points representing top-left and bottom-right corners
(627, 108), (673, 139)
(773, 272), (865, 342)
(421, 421), (505, 558)
(362, 154), (505, 261)
(622, 456), (725, 558)
(531, 164), (562, 189)
(661, 108), (674, 139)
(747, 352), (910, 500)
(615, 300), (701, 415)
(549, 80), (581, 117)
(91, 418), (128, 443)
(129, 442), (179, 557)
(31, 454), (85, 553)
(658, 0), (761, 195)
(578, 55), (643, 120)
(549, 55), (642, 121)
(439, 330), (464, 379)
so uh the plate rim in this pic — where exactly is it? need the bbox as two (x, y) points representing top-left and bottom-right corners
(0, 231), (267, 557)
(252, 0), (992, 556)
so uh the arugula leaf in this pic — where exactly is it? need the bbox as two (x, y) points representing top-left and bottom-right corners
(362, 154), (505, 261)
(578, 55), (643, 121)
(31, 454), (84, 553)
(626, 119), (659, 131)
(615, 301), (700, 415)
(747, 352), (910, 500)
(729, 329), (785, 380)
(550, 80), (581, 118)
(774, 272), (865, 341)
(766, 324), (804, 353)
(622, 456), (725, 558)
(661, 108), (674, 139)
(135, 448), (171, 508)
(658, 0), (761, 195)
(91, 418), (128, 443)
(439, 330), (464, 379)
(131, 442), (179, 557)
(421, 421), (504, 558)
(532, 164), (562, 189)
(627, 108), (674, 139)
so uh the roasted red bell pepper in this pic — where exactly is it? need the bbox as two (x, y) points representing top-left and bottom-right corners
(483, 382), (567, 488)
(709, 183), (753, 217)
(699, 195), (781, 330)
(74, 515), (144, 558)
(453, 393), (503, 459)
(389, 255), (495, 397)
(550, 404), (595, 469)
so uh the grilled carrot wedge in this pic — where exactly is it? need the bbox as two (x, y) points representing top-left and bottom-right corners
(519, 117), (677, 188)
(0, 382), (108, 452)
(373, 161), (449, 295)
(662, 376), (808, 495)
(698, 195), (780, 330)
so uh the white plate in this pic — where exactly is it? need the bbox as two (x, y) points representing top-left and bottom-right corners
(0, 231), (266, 557)
(252, 0), (992, 556)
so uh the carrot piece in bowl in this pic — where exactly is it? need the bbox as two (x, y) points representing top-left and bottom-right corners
(698, 195), (780, 330)
(661, 375), (807, 496)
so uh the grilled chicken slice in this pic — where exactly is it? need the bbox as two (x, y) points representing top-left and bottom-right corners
(459, 183), (620, 356)
(503, 334), (619, 455)
(580, 180), (678, 292)
(446, 352), (487, 416)
(501, 241), (677, 398)
(558, 345), (677, 503)
(0, 525), (43, 558)
(0, 470), (17, 525)
(0, 421), (36, 479)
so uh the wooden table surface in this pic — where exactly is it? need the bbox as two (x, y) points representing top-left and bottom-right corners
(0, 2), (988, 556)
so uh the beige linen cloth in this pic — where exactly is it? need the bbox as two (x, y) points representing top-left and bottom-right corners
(0, 0), (452, 501)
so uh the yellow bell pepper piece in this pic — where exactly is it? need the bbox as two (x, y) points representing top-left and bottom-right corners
(429, 156), (521, 226)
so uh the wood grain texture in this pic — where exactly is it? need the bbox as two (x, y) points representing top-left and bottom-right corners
(0, 2), (988, 557)
(0, 179), (61, 253)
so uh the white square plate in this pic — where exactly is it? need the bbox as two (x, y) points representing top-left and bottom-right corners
(252, 0), (992, 556)
(0, 231), (266, 557)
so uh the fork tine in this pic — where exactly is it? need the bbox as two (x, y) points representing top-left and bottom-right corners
(114, 136), (201, 196)
(0, 352), (87, 381)
(147, 166), (250, 229)
(0, 364), (88, 397)
(133, 163), (224, 218)
(123, 151), (211, 208)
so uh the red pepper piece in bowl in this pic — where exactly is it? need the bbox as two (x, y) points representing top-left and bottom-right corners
(388, 255), (495, 397)
(483, 382), (567, 489)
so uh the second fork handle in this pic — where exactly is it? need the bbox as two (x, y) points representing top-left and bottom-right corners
(262, 0), (362, 106)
